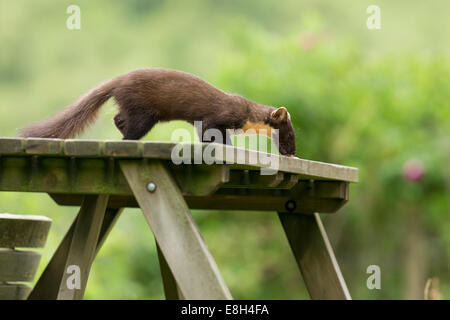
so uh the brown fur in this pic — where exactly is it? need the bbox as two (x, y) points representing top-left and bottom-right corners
(19, 68), (297, 155)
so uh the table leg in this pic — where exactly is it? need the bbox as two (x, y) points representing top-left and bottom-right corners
(156, 241), (184, 300)
(278, 212), (351, 300)
(120, 160), (232, 300)
(95, 208), (123, 255)
(29, 196), (113, 300)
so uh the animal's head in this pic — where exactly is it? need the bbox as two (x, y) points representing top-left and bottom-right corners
(269, 107), (296, 157)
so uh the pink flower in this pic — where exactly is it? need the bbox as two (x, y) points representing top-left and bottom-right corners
(403, 159), (425, 182)
(298, 31), (318, 51)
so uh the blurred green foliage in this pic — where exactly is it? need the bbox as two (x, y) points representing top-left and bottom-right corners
(0, 0), (448, 299)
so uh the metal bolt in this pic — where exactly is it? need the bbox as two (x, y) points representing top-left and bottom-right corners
(285, 200), (296, 212)
(147, 182), (157, 193)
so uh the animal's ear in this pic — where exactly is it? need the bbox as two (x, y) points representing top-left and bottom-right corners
(270, 107), (288, 124)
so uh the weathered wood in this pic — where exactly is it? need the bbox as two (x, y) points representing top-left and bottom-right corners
(104, 141), (142, 157)
(224, 170), (285, 189)
(29, 205), (121, 300)
(163, 142), (358, 182)
(64, 140), (103, 157)
(171, 164), (230, 196)
(224, 171), (298, 190)
(0, 157), (236, 197)
(0, 156), (131, 196)
(29, 196), (109, 300)
(298, 180), (349, 199)
(156, 242), (182, 300)
(95, 208), (123, 255)
(0, 249), (41, 282)
(142, 142), (176, 159)
(120, 160), (232, 300)
(266, 172), (285, 187)
(49, 186), (349, 214)
(56, 195), (109, 300)
(24, 138), (64, 155)
(0, 138), (358, 300)
(189, 194), (347, 214)
(277, 173), (299, 189)
(0, 138), (24, 155)
(0, 283), (31, 300)
(28, 216), (77, 300)
(0, 139), (359, 182)
(0, 214), (52, 248)
(278, 212), (351, 300)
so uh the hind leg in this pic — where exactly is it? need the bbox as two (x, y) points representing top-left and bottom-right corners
(114, 113), (126, 135)
(122, 111), (159, 140)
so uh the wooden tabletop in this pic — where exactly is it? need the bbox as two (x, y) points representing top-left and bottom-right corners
(0, 138), (359, 214)
(0, 138), (358, 181)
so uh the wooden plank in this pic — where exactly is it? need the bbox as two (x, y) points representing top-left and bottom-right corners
(310, 181), (349, 199)
(0, 249), (41, 282)
(64, 140), (103, 157)
(149, 142), (359, 182)
(24, 138), (64, 155)
(0, 155), (356, 196)
(142, 142), (176, 159)
(0, 214), (52, 248)
(104, 141), (142, 157)
(120, 160), (232, 300)
(0, 156), (132, 196)
(291, 180), (349, 200)
(148, 142), (358, 182)
(29, 204), (120, 300)
(188, 194), (347, 214)
(0, 138), (25, 155)
(49, 189), (349, 214)
(278, 212), (351, 300)
(0, 138), (359, 182)
(156, 242), (183, 300)
(0, 157), (230, 197)
(0, 283), (31, 300)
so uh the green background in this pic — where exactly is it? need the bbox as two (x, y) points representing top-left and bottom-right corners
(0, 0), (449, 299)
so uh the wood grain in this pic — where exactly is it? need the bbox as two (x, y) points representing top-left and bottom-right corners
(0, 283), (32, 300)
(279, 212), (351, 300)
(156, 242), (183, 300)
(0, 214), (52, 248)
(120, 160), (232, 300)
(0, 138), (358, 182)
(0, 249), (41, 282)
(29, 206), (121, 300)
(56, 195), (109, 300)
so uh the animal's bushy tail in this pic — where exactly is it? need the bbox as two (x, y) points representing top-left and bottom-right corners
(19, 78), (118, 139)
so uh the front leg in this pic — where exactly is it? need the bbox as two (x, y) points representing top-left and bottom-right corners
(199, 122), (230, 145)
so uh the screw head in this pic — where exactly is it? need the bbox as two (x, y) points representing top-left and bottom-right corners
(147, 182), (157, 193)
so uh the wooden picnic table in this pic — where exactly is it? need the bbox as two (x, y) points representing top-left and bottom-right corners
(0, 138), (358, 300)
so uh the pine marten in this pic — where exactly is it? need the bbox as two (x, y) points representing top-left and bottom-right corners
(19, 68), (297, 156)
